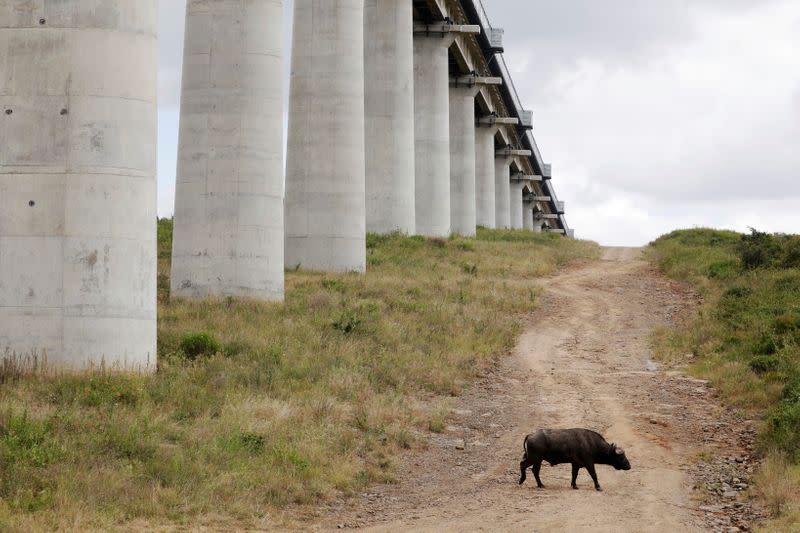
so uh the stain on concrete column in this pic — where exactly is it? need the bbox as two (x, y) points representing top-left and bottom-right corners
(0, 1), (158, 370)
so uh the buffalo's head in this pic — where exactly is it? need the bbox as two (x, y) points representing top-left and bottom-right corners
(610, 444), (631, 470)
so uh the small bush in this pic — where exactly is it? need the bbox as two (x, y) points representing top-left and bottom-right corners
(750, 355), (781, 374)
(455, 240), (475, 252)
(332, 308), (362, 334)
(738, 228), (781, 270)
(179, 332), (221, 360)
(461, 262), (478, 277)
(767, 400), (800, 461)
(707, 260), (738, 279)
(774, 313), (800, 335)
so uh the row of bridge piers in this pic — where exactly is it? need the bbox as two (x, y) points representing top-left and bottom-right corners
(0, 0), (570, 370)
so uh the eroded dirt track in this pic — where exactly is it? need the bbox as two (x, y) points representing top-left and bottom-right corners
(314, 248), (754, 532)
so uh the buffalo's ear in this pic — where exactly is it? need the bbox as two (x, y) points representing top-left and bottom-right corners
(615, 448), (625, 455)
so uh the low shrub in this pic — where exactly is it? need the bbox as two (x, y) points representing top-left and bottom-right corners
(179, 332), (221, 360)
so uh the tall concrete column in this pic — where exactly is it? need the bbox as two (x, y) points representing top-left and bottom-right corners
(285, 0), (367, 272)
(0, 1), (158, 370)
(494, 158), (512, 229)
(532, 217), (544, 233)
(510, 181), (525, 230)
(449, 85), (480, 236)
(413, 34), (455, 237)
(523, 203), (534, 231)
(171, 0), (284, 301)
(475, 125), (499, 228)
(365, 0), (415, 235)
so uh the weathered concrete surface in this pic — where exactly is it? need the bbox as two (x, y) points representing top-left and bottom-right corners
(413, 34), (454, 237)
(449, 85), (479, 236)
(365, 0), (415, 235)
(523, 203), (534, 231)
(0, 1), (158, 370)
(475, 125), (499, 229)
(285, 0), (366, 272)
(494, 157), (512, 229)
(510, 180), (525, 230)
(171, 0), (284, 301)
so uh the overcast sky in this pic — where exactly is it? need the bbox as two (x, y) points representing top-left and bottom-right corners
(158, 1), (800, 246)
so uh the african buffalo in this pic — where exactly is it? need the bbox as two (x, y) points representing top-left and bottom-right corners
(519, 428), (631, 491)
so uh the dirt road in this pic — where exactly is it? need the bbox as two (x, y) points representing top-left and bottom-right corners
(317, 248), (757, 532)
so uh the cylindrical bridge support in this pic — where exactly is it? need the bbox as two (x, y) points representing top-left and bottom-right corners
(494, 157), (513, 229)
(523, 203), (535, 231)
(172, 0), (285, 301)
(285, 0), (367, 272)
(413, 34), (454, 237)
(449, 85), (480, 236)
(510, 181), (525, 230)
(475, 125), (499, 229)
(365, 0), (415, 235)
(0, 0), (158, 370)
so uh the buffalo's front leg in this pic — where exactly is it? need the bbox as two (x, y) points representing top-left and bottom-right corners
(532, 460), (545, 489)
(571, 463), (580, 489)
(586, 463), (602, 491)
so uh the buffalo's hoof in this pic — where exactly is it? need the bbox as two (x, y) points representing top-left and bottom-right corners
(571, 485), (578, 490)
(595, 487), (603, 492)
(536, 484), (545, 490)
(518, 478), (524, 485)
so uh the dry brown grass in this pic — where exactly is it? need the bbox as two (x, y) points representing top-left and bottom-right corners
(0, 226), (598, 531)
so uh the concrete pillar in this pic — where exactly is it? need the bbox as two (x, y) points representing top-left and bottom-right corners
(510, 181), (525, 230)
(449, 85), (480, 236)
(523, 203), (534, 231)
(475, 125), (499, 228)
(285, 0), (367, 272)
(0, 1), (158, 370)
(494, 158), (512, 229)
(414, 34), (455, 237)
(532, 218), (544, 233)
(365, 0), (415, 235)
(171, 0), (284, 301)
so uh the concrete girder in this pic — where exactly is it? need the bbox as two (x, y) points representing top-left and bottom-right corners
(285, 0), (366, 272)
(172, 0), (284, 302)
(365, 0), (416, 235)
(533, 196), (552, 202)
(512, 172), (543, 182)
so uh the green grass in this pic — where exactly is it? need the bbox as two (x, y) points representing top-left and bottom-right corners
(646, 228), (800, 529)
(0, 220), (598, 531)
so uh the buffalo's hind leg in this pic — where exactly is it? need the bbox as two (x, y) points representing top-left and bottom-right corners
(519, 457), (532, 485)
(532, 459), (545, 489)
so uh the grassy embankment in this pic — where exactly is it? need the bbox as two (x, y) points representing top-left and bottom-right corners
(647, 228), (800, 529)
(0, 220), (598, 531)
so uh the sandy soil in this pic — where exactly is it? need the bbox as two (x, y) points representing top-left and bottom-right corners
(312, 248), (760, 533)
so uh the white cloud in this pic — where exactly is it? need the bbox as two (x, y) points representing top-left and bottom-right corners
(487, 0), (800, 243)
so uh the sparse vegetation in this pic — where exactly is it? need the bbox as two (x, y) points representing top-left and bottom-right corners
(647, 228), (800, 529)
(0, 220), (598, 531)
